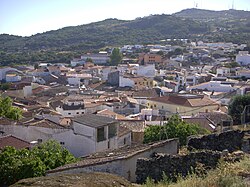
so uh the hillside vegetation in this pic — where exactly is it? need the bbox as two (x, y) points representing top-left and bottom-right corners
(0, 8), (250, 65)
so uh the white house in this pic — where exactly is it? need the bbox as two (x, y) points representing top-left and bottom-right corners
(66, 73), (92, 86)
(216, 67), (231, 77)
(119, 76), (135, 87)
(81, 54), (110, 65)
(236, 69), (250, 78)
(136, 64), (156, 77)
(70, 58), (85, 67)
(0, 67), (21, 81)
(72, 114), (119, 153)
(187, 81), (236, 92)
(0, 114), (130, 157)
(236, 51), (250, 66)
(5, 74), (21, 82)
(56, 99), (86, 117)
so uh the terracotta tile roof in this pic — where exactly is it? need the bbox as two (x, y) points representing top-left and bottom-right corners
(182, 117), (216, 132)
(148, 94), (219, 107)
(97, 109), (127, 120)
(0, 118), (14, 125)
(0, 135), (30, 150)
(196, 111), (232, 125)
(133, 88), (160, 98)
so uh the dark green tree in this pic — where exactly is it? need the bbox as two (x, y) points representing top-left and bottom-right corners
(31, 140), (76, 170)
(0, 140), (77, 186)
(228, 94), (250, 125)
(0, 83), (10, 91)
(110, 48), (122, 66)
(156, 51), (164, 56)
(143, 115), (209, 145)
(0, 146), (45, 185)
(85, 57), (93, 63)
(0, 96), (22, 120)
(34, 63), (39, 69)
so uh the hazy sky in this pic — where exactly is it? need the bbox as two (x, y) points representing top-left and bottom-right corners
(1, 0), (249, 36)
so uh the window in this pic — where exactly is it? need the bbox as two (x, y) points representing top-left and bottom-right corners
(68, 113), (71, 115)
(97, 127), (106, 142)
(82, 112), (84, 114)
(37, 139), (42, 143)
(76, 112), (79, 114)
(108, 123), (117, 138)
(124, 138), (127, 145)
(60, 142), (65, 145)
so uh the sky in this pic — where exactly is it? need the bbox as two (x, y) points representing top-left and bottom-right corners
(0, 0), (249, 36)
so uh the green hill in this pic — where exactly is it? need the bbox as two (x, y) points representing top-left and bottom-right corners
(0, 8), (250, 65)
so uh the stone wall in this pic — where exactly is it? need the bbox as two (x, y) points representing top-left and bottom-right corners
(136, 151), (221, 184)
(187, 130), (244, 152)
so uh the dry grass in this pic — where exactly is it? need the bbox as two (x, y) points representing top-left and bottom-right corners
(143, 155), (250, 187)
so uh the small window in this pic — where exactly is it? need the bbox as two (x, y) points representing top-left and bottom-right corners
(82, 112), (84, 114)
(124, 138), (127, 145)
(60, 142), (65, 145)
(76, 112), (79, 114)
(97, 127), (106, 142)
(154, 104), (156, 107)
(68, 113), (71, 115)
(162, 106), (164, 109)
(37, 139), (42, 143)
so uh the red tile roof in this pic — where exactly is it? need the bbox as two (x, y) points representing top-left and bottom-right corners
(148, 94), (219, 107)
(0, 135), (30, 150)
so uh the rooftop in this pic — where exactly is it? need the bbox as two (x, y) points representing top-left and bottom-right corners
(48, 138), (177, 174)
(148, 94), (219, 107)
(73, 114), (118, 128)
(0, 135), (30, 150)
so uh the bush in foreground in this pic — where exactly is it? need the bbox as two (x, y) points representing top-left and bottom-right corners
(0, 140), (76, 185)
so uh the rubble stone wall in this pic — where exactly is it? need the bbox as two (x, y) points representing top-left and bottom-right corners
(187, 130), (244, 152)
(136, 151), (221, 184)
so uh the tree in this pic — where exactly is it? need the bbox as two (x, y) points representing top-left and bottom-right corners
(110, 48), (122, 66)
(228, 94), (250, 125)
(0, 140), (76, 186)
(34, 63), (39, 69)
(156, 51), (164, 56)
(31, 140), (76, 170)
(0, 83), (10, 91)
(0, 146), (45, 185)
(85, 57), (93, 63)
(143, 115), (209, 145)
(174, 48), (183, 55)
(0, 96), (22, 120)
(224, 62), (239, 68)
